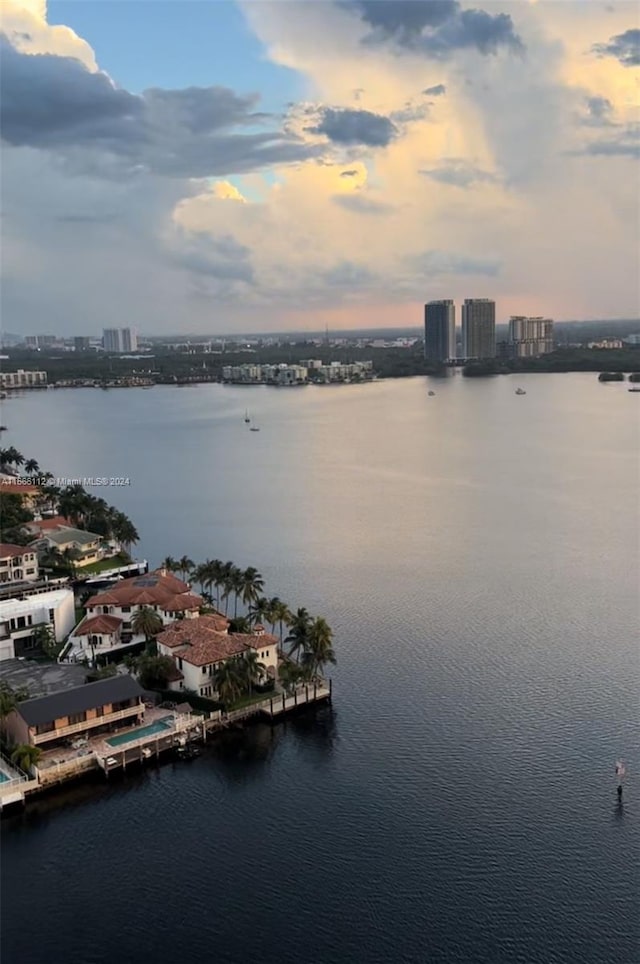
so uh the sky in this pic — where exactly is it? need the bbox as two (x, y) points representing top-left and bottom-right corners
(1, 1), (639, 336)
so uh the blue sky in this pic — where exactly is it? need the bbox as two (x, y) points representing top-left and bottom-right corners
(48, 0), (306, 110)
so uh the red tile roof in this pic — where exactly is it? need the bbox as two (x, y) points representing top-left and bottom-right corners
(75, 614), (123, 635)
(28, 516), (72, 532)
(0, 543), (35, 560)
(157, 615), (231, 649)
(162, 593), (203, 612)
(157, 617), (277, 667)
(85, 569), (201, 610)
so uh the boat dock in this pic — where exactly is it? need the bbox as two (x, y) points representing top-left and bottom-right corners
(1, 680), (331, 806)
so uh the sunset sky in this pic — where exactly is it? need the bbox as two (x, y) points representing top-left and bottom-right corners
(2, 1), (639, 335)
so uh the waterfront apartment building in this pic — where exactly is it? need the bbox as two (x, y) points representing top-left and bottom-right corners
(102, 328), (138, 353)
(424, 300), (456, 363)
(508, 317), (554, 357)
(0, 370), (47, 390)
(0, 588), (75, 661)
(461, 299), (496, 359)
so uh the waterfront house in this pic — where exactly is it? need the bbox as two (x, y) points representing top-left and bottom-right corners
(0, 544), (39, 584)
(64, 569), (206, 662)
(0, 588), (75, 661)
(30, 526), (104, 568)
(157, 618), (278, 697)
(3, 675), (144, 750)
(24, 516), (74, 537)
(0, 476), (42, 510)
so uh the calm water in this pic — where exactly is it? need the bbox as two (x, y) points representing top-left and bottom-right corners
(2, 374), (639, 964)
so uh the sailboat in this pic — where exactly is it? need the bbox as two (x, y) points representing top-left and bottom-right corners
(244, 409), (250, 423)
(515, 387), (526, 395)
(250, 424), (260, 432)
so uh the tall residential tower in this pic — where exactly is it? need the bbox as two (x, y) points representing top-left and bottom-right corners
(424, 300), (456, 363)
(461, 299), (496, 359)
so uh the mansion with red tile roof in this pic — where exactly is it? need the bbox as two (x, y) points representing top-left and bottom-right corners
(0, 544), (39, 584)
(156, 619), (278, 699)
(64, 568), (214, 662)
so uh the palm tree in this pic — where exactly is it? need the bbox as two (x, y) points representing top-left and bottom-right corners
(228, 616), (252, 634)
(286, 607), (312, 662)
(248, 596), (271, 627)
(8, 741), (41, 774)
(111, 511), (138, 555)
(161, 556), (178, 573)
(131, 606), (163, 642)
(218, 562), (236, 616)
(240, 567), (265, 609)
(177, 555), (194, 582)
(303, 617), (336, 680)
(0, 683), (19, 722)
(278, 659), (304, 695)
(58, 485), (92, 526)
(213, 659), (244, 706)
(265, 596), (284, 634)
(31, 624), (58, 659)
(239, 650), (266, 696)
(271, 599), (292, 651)
(230, 567), (245, 619)
(11, 744), (42, 774)
(0, 447), (24, 472)
(24, 459), (40, 475)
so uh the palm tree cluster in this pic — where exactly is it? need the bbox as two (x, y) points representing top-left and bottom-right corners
(212, 651), (266, 706)
(285, 609), (337, 680)
(57, 484), (139, 551)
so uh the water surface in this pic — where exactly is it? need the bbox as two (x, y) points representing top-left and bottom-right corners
(1, 374), (638, 963)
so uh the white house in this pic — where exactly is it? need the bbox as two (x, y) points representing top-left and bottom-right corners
(156, 618), (279, 697)
(64, 569), (211, 663)
(0, 544), (39, 585)
(0, 588), (76, 661)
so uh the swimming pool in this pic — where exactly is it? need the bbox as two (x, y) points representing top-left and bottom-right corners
(106, 716), (174, 747)
(0, 771), (9, 784)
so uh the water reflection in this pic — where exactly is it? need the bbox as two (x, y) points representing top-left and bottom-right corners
(287, 706), (338, 759)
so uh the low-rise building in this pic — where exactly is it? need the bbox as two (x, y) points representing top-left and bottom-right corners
(3, 676), (144, 750)
(0, 544), (39, 584)
(31, 526), (105, 568)
(65, 569), (207, 662)
(0, 370), (47, 389)
(157, 617), (278, 697)
(0, 588), (75, 661)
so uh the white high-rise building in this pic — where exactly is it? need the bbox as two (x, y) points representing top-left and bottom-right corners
(102, 328), (137, 353)
(508, 317), (554, 357)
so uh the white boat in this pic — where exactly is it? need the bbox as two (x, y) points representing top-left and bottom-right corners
(250, 425), (260, 432)
(515, 388), (526, 395)
(428, 391), (435, 397)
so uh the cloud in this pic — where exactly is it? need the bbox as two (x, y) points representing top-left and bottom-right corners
(172, 232), (255, 284)
(574, 126), (640, 158)
(410, 250), (501, 277)
(332, 194), (392, 214)
(340, 168), (360, 177)
(591, 28), (640, 67)
(419, 160), (497, 187)
(306, 107), (397, 146)
(344, 1), (524, 58)
(0, 35), (320, 177)
(422, 84), (446, 96)
(322, 260), (376, 287)
(586, 95), (613, 121)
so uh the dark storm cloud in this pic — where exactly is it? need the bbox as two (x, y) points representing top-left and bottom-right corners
(419, 160), (497, 188)
(307, 108), (397, 147)
(577, 127), (640, 158)
(591, 28), (640, 67)
(343, 1), (523, 58)
(173, 233), (255, 283)
(586, 96), (613, 120)
(423, 84), (446, 96)
(0, 35), (320, 177)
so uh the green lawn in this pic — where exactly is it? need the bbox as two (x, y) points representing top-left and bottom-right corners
(227, 689), (276, 712)
(78, 554), (131, 575)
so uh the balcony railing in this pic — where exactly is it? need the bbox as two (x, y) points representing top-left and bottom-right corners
(32, 703), (143, 744)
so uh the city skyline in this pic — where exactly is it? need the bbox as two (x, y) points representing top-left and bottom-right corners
(2, 1), (639, 336)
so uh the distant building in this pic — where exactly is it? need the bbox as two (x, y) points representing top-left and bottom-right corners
(0, 370), (47, 390)
(74, 337), (92, 351)
(102, 328), (138, 353)
(587, 338), (624, 350)
(508, 317), (554, 357)
(462, 299), (496, 359)
(424, 300), (456, 363)
(24, 335), (57, 349)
